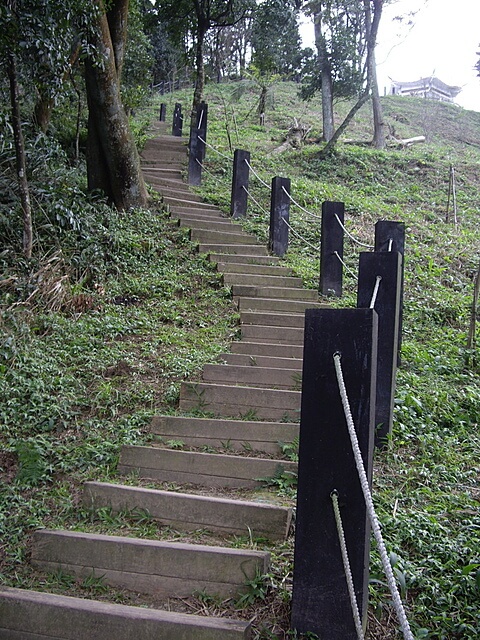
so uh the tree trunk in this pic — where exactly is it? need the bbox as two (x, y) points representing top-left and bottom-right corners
(193, 22), (207, 111)
(314, 9), (334, 142)
(7, 49), (33, 258)
(364, 0), (385, 149)
(319, 91), (370, 157)
(85, 0), (147, 210)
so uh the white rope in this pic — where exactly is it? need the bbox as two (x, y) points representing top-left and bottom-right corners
(369, 275), (382, 309)
(197, 136), (231, 161)
(388, 239), (393, 252)
(281, 186), (322, 219)
(197, 109), (204, 130)
(245, 159), (271, 190)
(331, 491), (365, 640)
(242, 185), (269, 217)
(282, 218), (320, 252)
(334, 251), (357, 279)
(197, 159), (225, 185)
(333, 354), (414, 640)
(335, 214), (374, 249)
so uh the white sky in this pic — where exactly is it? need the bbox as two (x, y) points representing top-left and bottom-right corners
(300, 0), (480, 112)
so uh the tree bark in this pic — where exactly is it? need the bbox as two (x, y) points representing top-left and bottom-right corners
(85, 0), (147, 210)
(364, 0), (385, 148)
(314, 8), (334, 142)
(7, 48), (33, 258)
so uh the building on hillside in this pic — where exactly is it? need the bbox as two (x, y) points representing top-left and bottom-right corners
(389, 77), (462, 103)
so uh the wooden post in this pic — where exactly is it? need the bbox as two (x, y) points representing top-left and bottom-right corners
(172, 103), (183, 137)
(268, 177), (290, 257)
(319, 201), (345, 297)
(188, 124), (202, 186)
(357, 251), (402, 446)
(187, 103), (208, 186)
(159, 103), (166, 122)
(230, 149), (250, 219)
(197, 102), (208, 162)
(374, 220), (405, 364)
(291, 308), (377, 639)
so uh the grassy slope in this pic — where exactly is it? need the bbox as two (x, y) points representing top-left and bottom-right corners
(1, 83), (479, 639)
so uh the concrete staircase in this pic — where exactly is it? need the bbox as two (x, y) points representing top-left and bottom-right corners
(0, 121), (325, 638)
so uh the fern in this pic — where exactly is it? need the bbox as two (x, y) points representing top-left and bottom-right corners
(15, 440), (49, 486)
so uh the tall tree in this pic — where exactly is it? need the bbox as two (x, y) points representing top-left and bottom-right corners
(84, 0), (147, 209)
(302, 0), (385, 150)
(3, 0), (33, 258)
(158, 0), (251, 114)
(250, 0), (302, 77)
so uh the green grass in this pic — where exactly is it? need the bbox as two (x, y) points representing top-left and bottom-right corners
(1, 82), (479, 639)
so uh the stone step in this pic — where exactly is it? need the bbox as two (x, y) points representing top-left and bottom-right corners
(191, 228), (260, 245)
(198, 243), (268, 256)
(219, 352), (303, 370)
(0, 587), (250, 640)
(150, 415), (299, 454)
(230, 341), (304, 359)
(177, 217), (238, 230)
(240, 311), (305, 328)
(179, 382), (301, 421)
(209, 252), (278, 265)
(232, 285), (318, 301)
(142, 168), (183, 180)
(143, 176), (190, 192)
(163, 195), (218, 209)
(217, 262), (293, 276)
(173, 211), (233, 224)
(224, 273), (303, 288)
(83, 482), (292, 540)
(237, 296), (323, 313)
(118, 446), (297, 488)
(168, 205), (223, 216)
(202, 363), (302, 389)
(241, 324), (304, 344)
(31, 530), (269, 599)
(160, 187), (206, 203)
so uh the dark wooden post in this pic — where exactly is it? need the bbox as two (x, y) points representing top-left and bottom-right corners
(357, 251), (402, 446)
(188, 125), (202, 186)
(291, 308), (377, 639)
(172, 103), (183, 137)
(268, 177), (290, 257)
(319, 201), (345, 297)
(159, 103), (166, 121)
(374, 221), (405, 364)
(197, 102), (208, 161)
(230, 149), (250, 219)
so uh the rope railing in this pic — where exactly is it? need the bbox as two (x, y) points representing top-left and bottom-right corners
(331, 490), (365, 640)
(369, 275), (382, 309)
(245, 158), (271, 190)
(333, 353), (414, 640)
(195, 157), (225, 185)
(335, 214), (374, 249)
(281, 185), (322, 220)
(334, 250), (357, 279)
(242, 185), (270, 217)
(197, 135), (231, 161)
(281, 217), (320, 252)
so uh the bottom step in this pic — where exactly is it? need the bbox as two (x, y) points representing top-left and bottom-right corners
(0, 587), (251, 640)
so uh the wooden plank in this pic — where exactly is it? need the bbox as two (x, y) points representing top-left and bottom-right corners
(150, 415), (299, 454)
(83, 482), (293, 540)
(32, 530), (269, 598)
(240, 325), (304, 344)
(0, 587), (251, 640)
(202, 363), (302, 389)
(118, 446), (297, 488)
(179, 382), (301, 421)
